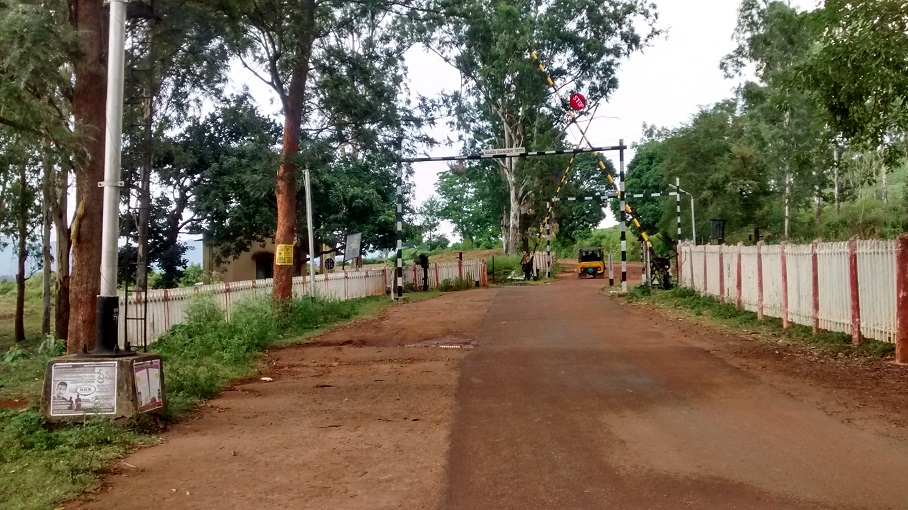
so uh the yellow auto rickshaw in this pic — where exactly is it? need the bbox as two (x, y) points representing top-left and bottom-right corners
(578, 247), (605, 279)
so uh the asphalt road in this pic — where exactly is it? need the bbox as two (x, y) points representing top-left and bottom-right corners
(443, 278), (908, 510)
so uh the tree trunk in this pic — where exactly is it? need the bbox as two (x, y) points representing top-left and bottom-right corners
(53, 160), (70, 340)
(42, 148), (53, 337)
(506, 167), (520, 254)
(881, 162), (888, 204)
(15, 163), (27, 343)
(67, 0), (108, 353)
(273, 0), (315, 303)
(784, 168), (792, 240)
(834, 146), (840, 214)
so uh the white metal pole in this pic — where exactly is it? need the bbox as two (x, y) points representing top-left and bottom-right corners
(99, 0), (128, 298)
(93, 0), (129, 354)
(304, 168), (317, 297)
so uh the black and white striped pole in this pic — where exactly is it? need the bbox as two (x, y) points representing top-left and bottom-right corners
(395, 162), (403, 300)
(619, 140), (627, 293)
(400, 146), (622, 163)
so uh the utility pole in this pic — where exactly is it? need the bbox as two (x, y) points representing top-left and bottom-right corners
(94, 0), (131, 355)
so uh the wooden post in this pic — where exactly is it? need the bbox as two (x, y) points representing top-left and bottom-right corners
(781, 242), (791, 329)
(896, 235), (908, 363)
(757, 241), (764, 320)
(849, 237), (863, 345)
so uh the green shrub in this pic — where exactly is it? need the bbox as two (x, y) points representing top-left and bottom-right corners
(438, 277), (474, 291)
(152, 294), (361, 418)
(485, 255), (522, 283)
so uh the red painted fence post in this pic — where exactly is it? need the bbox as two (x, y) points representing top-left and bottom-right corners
(735, 243), (743, 310)
(812, 240), (820, 334)
(895, 235), (908, 364)
(849, 237), (863, 345)
(781, 242), (791, 329)
(757, 241), (764, 320)
(718, 246), (725, 303)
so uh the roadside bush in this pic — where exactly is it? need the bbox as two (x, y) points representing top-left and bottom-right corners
(486, 255), (522, 283)
(152, 295), (360, 417)
(438, 277), (474, 291)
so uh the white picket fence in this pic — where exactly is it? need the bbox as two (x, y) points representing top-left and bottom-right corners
(401, 259), (489, 289)
(119, 269), (389, 347)
(678, 240), (903, 344)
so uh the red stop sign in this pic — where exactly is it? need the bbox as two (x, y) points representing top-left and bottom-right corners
(569, 93), (587, 111)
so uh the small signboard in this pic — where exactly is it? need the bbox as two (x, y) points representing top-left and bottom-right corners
(134, 359), (163, 413)
(569, 93), (587, 111)
(50, 361), (117, 416)
(275, 244), (294, 266)
(344, 233), (362, 261)
(482, 147), (526, 157)
(324, 258), (335, 271)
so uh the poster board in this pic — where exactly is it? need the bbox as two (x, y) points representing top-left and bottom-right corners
(134, 359), (164, 412)
(344, 233), (362, 261)
(50, 362), (118, 416)
(275, 244), (294, 266)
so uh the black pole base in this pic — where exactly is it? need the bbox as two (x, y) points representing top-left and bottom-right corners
(83, 295), (135, 358)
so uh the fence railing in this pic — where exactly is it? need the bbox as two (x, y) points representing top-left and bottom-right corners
(401, 259), (489, 289)
(678, 238), (908, 351)
(119, 269), (389, 347)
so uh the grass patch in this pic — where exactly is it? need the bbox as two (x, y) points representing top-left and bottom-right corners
(0, 293), (406, 509)
(438, 277), (475, 292)
(633, 287), (896, 358)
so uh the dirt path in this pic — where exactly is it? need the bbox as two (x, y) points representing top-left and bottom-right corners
(445, 279), (908, 509)
(69, 289), (497, 510)
(69, 277), (908, 510)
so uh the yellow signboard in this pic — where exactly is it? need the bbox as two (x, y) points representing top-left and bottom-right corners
(275, 244), (294, 266)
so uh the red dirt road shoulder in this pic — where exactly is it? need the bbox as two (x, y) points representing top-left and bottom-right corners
(69, 289), (498, 510)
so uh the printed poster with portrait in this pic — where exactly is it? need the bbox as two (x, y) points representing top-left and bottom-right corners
(133, 359), (164, 412)
(50, 362), (118, 416)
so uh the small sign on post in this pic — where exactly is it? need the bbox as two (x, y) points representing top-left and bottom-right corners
(276, 244), (294, 266)
(569, 93), (587, 111)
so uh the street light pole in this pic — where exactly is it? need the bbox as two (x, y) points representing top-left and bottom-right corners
(93, 0), (131, 355)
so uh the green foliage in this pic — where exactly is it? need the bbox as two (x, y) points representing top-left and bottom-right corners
(636, 0), (908, 243)
(177, 264), (204, 288)
(795, 0), (908, 156)
(485, 255), (522, 283)
(0, 410), (142, 510)
(438, 277), (474, 292)
(2, 345), (29, 364)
